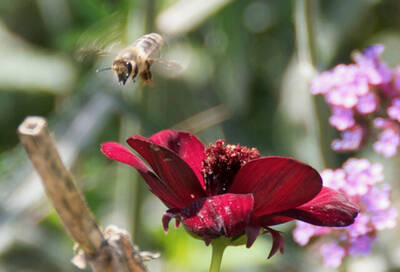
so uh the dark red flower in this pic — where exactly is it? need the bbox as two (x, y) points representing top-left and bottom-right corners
(101, 130), (359, 258)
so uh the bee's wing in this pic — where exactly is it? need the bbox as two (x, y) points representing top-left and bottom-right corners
(151, 58), (185, 78)
(74, 16), (124, 62)
(75, 41), (122, 62)
(132, 33), (164, 60)
(151, 58), (183, 71)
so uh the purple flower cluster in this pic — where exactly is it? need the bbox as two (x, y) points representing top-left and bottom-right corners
(312, 45), (400, 157)
(293, 158), (397, 268)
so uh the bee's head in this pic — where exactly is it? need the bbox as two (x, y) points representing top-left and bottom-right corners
(112, 59), (138, 85)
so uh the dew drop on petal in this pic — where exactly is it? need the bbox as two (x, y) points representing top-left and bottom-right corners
(150, 144), (160, 151)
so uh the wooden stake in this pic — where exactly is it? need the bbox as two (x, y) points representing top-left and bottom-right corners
(18, 116), (149, 272)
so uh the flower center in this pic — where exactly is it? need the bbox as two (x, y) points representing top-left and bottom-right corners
(202, 140), (260, 195)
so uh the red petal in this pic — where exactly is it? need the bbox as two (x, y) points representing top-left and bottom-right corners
(101, 142), (184, 209)
(230, 157), (322, 216)
(101, 142), (151, 173)
(279, 187), (359, 226)
(180, 193), (254, 239)
(254, 215), (294, 226)
(127, 135), (206, 207)
(245, 226), (260, 248)
(150, 130), (206, 189)
(162, 209), (180, 233)
(265, 227), (285, 259)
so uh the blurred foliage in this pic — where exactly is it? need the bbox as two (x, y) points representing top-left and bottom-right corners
(1, 0), (400, 271)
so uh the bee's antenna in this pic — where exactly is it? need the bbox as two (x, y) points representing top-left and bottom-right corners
(96, 67), (112, 73)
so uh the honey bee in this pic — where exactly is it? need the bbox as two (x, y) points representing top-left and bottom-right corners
(98, 33), (164, 85)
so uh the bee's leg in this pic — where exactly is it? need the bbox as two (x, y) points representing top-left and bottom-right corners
(146, 70), (152, 81)
(131, 63), (139, 82)
(140, 70), (152, 81)
(139, 60), (154, 85)
(140, 69), (153, 86)
(146, 59), (154, 67)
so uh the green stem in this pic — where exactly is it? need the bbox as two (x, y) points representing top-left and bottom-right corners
(209, 242), (227, 272)
(294, 0), (333, 169)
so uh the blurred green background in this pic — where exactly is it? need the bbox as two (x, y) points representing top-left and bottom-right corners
(1, 0), (400, 271)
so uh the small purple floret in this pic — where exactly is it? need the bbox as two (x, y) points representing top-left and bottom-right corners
(311, 44), (400, 156)
(293, 158), (397, 268)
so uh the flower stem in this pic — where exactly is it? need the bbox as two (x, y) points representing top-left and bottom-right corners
(209, 241), (227, 272)
(294, 0), (332, 169)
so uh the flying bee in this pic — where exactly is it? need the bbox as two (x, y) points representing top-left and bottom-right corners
(95, 32), (183, 85)
(96, 33), (164, 85)
(111, 33), (164, 85)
